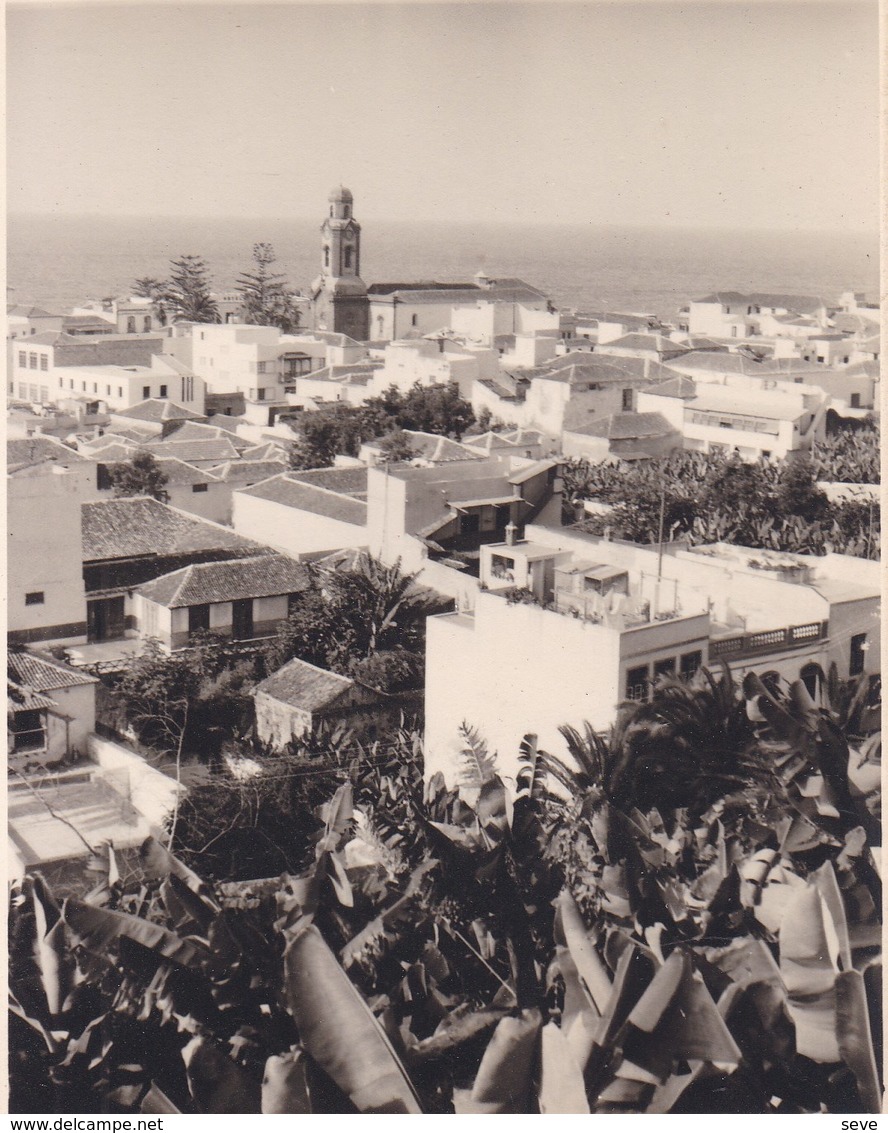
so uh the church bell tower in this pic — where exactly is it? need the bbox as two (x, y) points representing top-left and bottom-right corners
(310, 186), (369, 341)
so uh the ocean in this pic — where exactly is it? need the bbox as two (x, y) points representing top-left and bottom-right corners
(6, 214), (880, 324)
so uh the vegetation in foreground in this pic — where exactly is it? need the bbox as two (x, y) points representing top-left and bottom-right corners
(9, 664), (881, 1114)
(564, 423), (880, 560)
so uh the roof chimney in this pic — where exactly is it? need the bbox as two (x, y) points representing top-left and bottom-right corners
(505, 521), (517, 547)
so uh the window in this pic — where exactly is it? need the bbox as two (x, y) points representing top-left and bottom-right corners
(490, 554), (516, 582)
(257, 388), (266, 401)
(142, 386), (151, 399)
(626, 665), (649, 701)
(188, 604), (211, 635)
(459, 513), (480, 536)
(11, 709), (46, 753)
(850, 633), (867, 677)
(69, 379), (74, 390)
(18, 384), (27, 398)
(127, 317), (136, 333)
(29, 384), (39, 401)
(39, 386), (48, 401)
(816, 355), (825, 364)
(29, 353), (38, 369)
(93, 383), (98, 393)
(81, 382), (87, 392)
(257, 362), (267, 374)
(18, 352), (25, 367)
(680, 650), (702, 679)
(39, 355), (48, 371)
(144, 317), (152, 332)
(622, 388), (633, 411)
(25, 591), (45, 605)
(800, 663), (820, 699)
(730, 327), (738, 338)
(343, 204), (350, 218)
(654, 657), (676, 679)
(324, 245), (330, 268)
(192, 483), (208, 493)
(287, 592), (301, 617)
(411, 314), (418, 327)
(118, 387), (123, 398)
(232, 598), (254, 640)
(842, 356), (849, 364)
(344, 246), (353, 269)
(850, 393), (861, 408)
(159, 384), (168, 397)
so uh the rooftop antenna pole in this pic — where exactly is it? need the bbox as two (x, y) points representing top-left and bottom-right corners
(655, 481), (666, 616)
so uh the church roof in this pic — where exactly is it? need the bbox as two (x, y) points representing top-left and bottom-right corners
(367, 278), (548, 305)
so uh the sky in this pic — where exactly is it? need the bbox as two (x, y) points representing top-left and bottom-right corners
(6, 0), (880, 230)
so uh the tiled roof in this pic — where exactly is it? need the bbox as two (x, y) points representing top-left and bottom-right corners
(153, 457), (223, 486)
(89, 443), (140, 462)
(142, 437), (241, 463)
(363, 430), (481, 464)
(137, 553), (310, 608)
(597, 333), (688, 355)
(287, 466), (368, 497)
(462, 431), (523, 454)
(62, 314), (115, 328)
(666, 351), (764, 375)
(368, 277), (548, 305)
(566, 412), (676, 440)
(118, 399), (206, 423)
(166, 421), (251, 450)
(240, 441), (287, 460)
(210, 459), (289, 483)
(8, 680), (59, 713)
(7, 436), (88, 471)
(500, 428), (545, 446)
(527, 355), (667, 386)
(206, 414), (249, 434)
(25, 332), (84, 346)
(843, 360), (880, 378)
(692, 291), (825, 312)
(8, 649), (98, 691)
(82, 497), (264, 561)
(644, 376), (697, 400)
(253, 657), (354, 712)
(237, 474), (368, 525)
(8, 305), (57, 318)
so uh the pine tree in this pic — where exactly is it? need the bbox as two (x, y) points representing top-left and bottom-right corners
(163, 255), (219, 324)
(131, 277), (169, 326)
(236, 242), (300, 332)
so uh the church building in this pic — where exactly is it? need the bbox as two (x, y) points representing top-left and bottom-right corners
(310, 186), (370, 342)
(310, 187), (553, 345)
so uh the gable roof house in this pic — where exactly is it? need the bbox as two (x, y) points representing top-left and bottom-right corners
(77, 497), (270, 650)
(133, 554), (311, 650)
(561, 411), (682, 463)
(251, 656), (409, 751)
(232, 467), (370, 560)
(7, 649), (98, 770)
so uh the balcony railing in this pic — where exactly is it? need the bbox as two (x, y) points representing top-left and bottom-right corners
(710, 620), (828, 661)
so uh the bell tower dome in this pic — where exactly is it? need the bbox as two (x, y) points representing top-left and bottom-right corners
(311, 186), (369, 340)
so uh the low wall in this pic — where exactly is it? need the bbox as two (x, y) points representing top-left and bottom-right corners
(88, 734), (181, 832)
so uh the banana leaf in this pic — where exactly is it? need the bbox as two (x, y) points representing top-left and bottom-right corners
(64, 899), (212, 970)
(536, 1021), (590, 1113)
(261, 1050), (312, 1114)
(836, 968), (881, 1112)
(466, 1007), (542, 1112)
(182, 1034), (261, 1113)
(282, 923), (422, 1113)
(140, 1082), (182, 1114)
(30, 878), (74, 1017)
(554, 889), (611, 1013)
(139, 836), (220, 907)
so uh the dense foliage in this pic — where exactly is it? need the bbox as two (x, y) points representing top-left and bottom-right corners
(162, 255), (220, 325)
(288, 381), (475, 469)
(564, 439), (880, 559)
(812, 418), (880, 484)
(235, 243), (300, 333)
(11, 664), (879, 1114)
(108, 452), (170, 503)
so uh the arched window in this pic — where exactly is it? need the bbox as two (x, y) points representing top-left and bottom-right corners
(344, 246), (353, 269)
(323, 246), (330, 268)
(411, 314), (418, 327)
(126, 316), (136, 333)
(343, 205), (350, 218)
(800, 663), (820, 700)
(144, 316), (152, 332)
(377, 315), (384, 335)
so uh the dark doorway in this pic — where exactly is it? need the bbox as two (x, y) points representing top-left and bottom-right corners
(87, 596), (126, 642)
(232, 598), (254, 640)
(188, 604), (211, 637)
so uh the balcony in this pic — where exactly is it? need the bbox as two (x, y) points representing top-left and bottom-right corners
(710, 620), (828, 661)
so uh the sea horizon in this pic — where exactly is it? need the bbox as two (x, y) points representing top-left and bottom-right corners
(8, 212), (880, 324)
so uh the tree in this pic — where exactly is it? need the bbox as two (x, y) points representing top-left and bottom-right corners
(163, 254), (219, 324)
(376, 428), (417, 463)
(777, 455), (829, 522)
(131, 277), (169, 326)
(236, 242), (300, 332)
(109, 451), (170, 502)
(287, 403), (389, 470)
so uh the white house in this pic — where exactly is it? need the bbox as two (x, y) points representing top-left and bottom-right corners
(423, 525), (880, 785)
